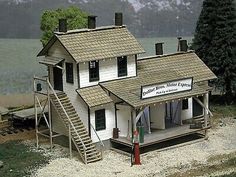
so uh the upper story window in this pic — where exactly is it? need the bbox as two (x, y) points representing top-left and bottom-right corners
(66, 62), (74, 84)
(89, 60), (99, 82)
(117, 56), (127, 77)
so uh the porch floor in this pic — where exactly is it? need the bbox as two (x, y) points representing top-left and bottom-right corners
(111, 124), (209, 148)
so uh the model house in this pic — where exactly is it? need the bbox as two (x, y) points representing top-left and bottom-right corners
(35, 13), (216, 164)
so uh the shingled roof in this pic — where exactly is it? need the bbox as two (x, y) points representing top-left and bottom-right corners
(38, 26), (145, 63)
(98, 51), (217, 108)
(77, 86), (112, 108)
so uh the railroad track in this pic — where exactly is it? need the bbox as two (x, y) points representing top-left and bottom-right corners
(0, 126), (34, 136)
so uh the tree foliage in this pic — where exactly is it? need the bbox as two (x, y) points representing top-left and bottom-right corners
(40, 6), (88, 46)
(192, 0), (236, 103)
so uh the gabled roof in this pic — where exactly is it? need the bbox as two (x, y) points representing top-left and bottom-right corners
(38, 26), (145, 63)
(137, 51), (217, 83)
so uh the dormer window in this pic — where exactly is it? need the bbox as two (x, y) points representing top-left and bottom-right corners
(89, 60), (99, 82)
(117, 56), (127, 77)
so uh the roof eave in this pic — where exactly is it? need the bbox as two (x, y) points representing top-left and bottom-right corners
(37, 35), (57, 57)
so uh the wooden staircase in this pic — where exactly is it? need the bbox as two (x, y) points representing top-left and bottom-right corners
(50, 92), (102, 164)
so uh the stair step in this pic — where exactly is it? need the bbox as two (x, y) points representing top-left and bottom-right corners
(87, 151), (100, 157)
(87, 154), (102, 162)
(50, 92), (102, 164)
(75, 138), (92, 144)
(84, 148), (98, 154)
(55, 102), (72, 107)
(78, 142), (94, 148)
(87, 157), (102, 163)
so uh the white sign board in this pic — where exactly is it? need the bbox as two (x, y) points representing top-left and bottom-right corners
(141, 78), (193, 99)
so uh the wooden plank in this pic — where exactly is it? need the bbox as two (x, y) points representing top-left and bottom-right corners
(111, 124), (208, 148)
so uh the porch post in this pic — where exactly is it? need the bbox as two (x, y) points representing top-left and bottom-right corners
(203, 93), (209, 138)
(47, 78), (53, 151)
(69, 125), (72, 159)
(132, 109), (137, 131)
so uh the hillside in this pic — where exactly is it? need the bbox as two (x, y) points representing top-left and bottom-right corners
(0, 0), (203, 38)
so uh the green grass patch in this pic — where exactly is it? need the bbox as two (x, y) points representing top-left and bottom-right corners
(0, 141), (49, 177)
(217, 172), (236, 177)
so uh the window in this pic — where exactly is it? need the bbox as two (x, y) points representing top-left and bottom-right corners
(95, 109), (106, 131)
(66, 63), (73, 83)
(117, 56), (127, 77)
(182, 99), (188, 110)
(89, 60), (99, 82)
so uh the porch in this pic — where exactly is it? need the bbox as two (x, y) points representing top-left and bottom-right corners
(110, 123), (209, 150)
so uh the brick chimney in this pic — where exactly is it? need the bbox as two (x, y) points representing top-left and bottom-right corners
(88, 16), (97, 29)
(155, 42), (164, 55)
(59, 19), (67, 32)
(115, 12), (123, 26)
(179, 40), (188, 52)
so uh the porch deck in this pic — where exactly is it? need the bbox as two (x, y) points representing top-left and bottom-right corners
(111, 124), (209, 148)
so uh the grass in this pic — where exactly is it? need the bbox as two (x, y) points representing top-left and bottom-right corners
(0, 141), (49, 177)
(210, 103), (236, 128)
(168, 153), (236, 177)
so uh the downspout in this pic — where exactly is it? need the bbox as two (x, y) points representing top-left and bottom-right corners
(115, 103), (118, 128)
(88, 108), (91, 137)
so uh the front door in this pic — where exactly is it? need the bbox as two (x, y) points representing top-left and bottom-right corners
(53, 63), (63, 91)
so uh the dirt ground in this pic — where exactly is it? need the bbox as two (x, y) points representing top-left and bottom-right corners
(0, 129), (35, 144)
(22, 116), (235, 177)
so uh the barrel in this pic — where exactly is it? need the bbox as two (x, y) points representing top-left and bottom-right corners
(113, 128), (119, 139)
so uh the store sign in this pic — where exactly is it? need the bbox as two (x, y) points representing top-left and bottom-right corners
(141, 78), (193, 99)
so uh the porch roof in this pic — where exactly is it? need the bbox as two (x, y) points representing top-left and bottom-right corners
(77, 86), (113, 108)
(100, 81), (211, 109)
(100, 51), (216, 108)
(39, 56), (64, 66)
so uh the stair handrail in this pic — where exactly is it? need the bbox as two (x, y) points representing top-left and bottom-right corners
(90, 123), (104, 147)
(45, 78), (87, 159)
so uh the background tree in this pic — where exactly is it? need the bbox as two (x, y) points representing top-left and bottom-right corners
(192, 0), (236, 103)
(40, 6), (88, 46)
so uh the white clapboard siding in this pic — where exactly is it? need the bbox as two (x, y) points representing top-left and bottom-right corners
(90, 103), (115, 142)
(181, 98), (193, 120)
(48, 41), (89, 134)
(79, 55), (137, 88)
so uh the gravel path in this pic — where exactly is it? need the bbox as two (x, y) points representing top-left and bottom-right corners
(31, 117), (236, 177)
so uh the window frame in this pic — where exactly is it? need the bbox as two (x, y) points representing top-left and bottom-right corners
(65, 62), (74, 84)
(89, 60), (99, 82)
(117, 56), (128, 77)
(95, 109), (106, 131)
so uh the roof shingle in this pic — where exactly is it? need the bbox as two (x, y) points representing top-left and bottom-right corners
(77, 86), (113, 108)
(38, 26), (145, 63)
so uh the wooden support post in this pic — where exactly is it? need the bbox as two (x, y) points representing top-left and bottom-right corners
(203, 93), (209, 139)
(47, 78), (53, 151)
(69, 125), (72, 159)
(34, 77), (39, 149)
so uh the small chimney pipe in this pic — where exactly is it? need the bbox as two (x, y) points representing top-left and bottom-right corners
(179, 40), (188, 52)
(177, 36), (182, 51)
(88, 15), (97, 29)
(59, 19), (67, 32)
(115, 12), (123, 26)
(155, 42), (164, 55)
